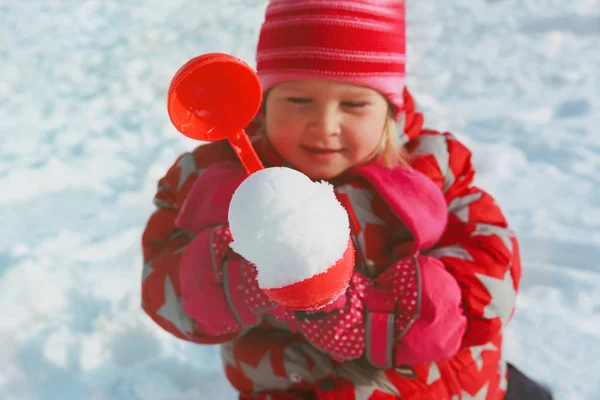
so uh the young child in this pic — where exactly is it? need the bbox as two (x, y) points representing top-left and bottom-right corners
(141, 1), (552, 399)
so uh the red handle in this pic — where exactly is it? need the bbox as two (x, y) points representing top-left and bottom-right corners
(229, 129), (264, 174)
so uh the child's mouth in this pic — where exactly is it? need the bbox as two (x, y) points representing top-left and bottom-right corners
(301, 146), (343, 154)
(301, 146), (344, 163)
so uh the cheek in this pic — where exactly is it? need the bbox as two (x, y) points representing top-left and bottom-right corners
(269, 131), (294, 155)
(345, 122), (383, 157)
(265, 112), (299, 155)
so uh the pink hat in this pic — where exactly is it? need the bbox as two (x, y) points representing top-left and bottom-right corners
(256, 0), (406, 113)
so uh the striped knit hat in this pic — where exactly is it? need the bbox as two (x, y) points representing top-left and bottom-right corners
(256, 0), (406, 113)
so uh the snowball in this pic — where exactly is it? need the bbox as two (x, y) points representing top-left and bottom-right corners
(228, 167), (350, 289)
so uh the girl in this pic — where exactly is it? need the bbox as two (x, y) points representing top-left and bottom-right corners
(141, 1), (552, 399)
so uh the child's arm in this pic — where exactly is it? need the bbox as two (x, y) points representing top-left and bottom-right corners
(141, 143), (250, 344)
(411, 131), (521, 348)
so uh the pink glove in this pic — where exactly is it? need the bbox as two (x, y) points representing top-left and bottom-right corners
(177, 162), (257, 336)
(181, 223), (330, 335)
(176, 161), (247, 233)
(276, 257), (420, 364)
(180, 225), (245, 336)
(295, 272), (370, 362)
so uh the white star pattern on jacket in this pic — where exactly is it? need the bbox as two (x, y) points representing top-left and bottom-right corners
(411, 134), (455, 192)
(176, 153), (199, 190)
(336, 185), (385, 226)
(282, 344), (333, 383)
(353, 373), (401, 399)
(498, 360), (508, 391)
(220, 340), (236, 366)
(462, 382), (489, 400)
(239, 350), (294, 391)
(471, 223), (514, 253)
(475, 271), (517, 327)
(427, 363), (441, 384)
(157, 275), (196, 336)
(448, 192), (484, 222)
(470, 342), (498, 370)
(142, 259), (153, 281)
(335, 184), (385, 274)
(427, 244), (474, 261)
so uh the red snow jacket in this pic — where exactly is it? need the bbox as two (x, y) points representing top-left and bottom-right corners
(141, 90), (521, 399)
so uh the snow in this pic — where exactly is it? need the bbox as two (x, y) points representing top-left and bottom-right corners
(229, 167), (350, 289)
(1, 0), (598, 399)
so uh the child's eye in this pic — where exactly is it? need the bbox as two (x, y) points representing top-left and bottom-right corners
(286, 97), (312, 104)
(342, 101), (368, 108)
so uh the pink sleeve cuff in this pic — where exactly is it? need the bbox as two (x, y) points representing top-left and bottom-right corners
(394, 255), (466, 364)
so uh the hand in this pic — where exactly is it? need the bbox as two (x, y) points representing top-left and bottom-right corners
(295, 272), (371, 362)
(241, 259), (348, 329)
(176, 161), (247, 234)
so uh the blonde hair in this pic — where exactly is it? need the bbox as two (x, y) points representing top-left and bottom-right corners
(374, 107), (409, 167)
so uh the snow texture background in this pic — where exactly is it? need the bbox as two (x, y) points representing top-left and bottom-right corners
(1, 0), (598, 399)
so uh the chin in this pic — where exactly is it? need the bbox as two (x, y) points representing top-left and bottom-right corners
(301, 167), (344, 181)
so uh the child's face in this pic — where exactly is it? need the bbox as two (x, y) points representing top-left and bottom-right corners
(265, 80), (389, 180)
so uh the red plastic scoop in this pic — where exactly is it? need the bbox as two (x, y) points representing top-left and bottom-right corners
(167, 53), (264, 174)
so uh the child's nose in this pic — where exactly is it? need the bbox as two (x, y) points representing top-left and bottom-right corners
(309, 104), (341, 137)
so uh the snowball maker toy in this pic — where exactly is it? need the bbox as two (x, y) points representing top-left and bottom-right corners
(228, 167), (355, 310)
(167, 53), (354, 310)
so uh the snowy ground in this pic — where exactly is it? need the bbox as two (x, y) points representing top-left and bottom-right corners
(1, 0), (598, 399)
